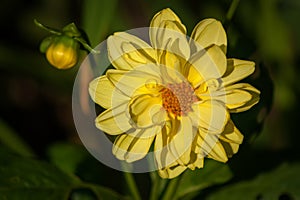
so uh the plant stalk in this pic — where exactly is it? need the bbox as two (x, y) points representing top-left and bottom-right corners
(226, 0), (241, 22)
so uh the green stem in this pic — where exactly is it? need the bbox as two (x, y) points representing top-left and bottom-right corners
(34, 19), (61, 35)
(161, 176), (181, 200)
(149, 172), (163, 200)
(225, 0), (241, 22)
(74, 37), (100, 54)
(123, 170), (141, 200)
(124, 172), (141, 200)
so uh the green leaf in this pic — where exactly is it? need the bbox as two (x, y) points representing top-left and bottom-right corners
(88, 185), (131, 200)
(174, 159), (233, 200)
(0, 119), (34, 157)
(69, 186), (128, 200)
(47, 142), (89, 174)
(149, 171), (168, 200)
(81, 0), (118, 46)
(206, 162), (300, 200)
(0, 147), (80, 200)
(0, 147), (125, 200)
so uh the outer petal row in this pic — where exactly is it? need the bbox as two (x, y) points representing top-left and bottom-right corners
(95, 102), (132, 135)
(89, 75), (129, 109)
(195, 118), (243, 163)
(222, 58), (255, 86)
(190, 100), (229, 134)
(199, 83), (260, 113)
(219, 120), (243, 158)
(106, 66), (162, 98)
(225, 83), (260, 113)
(190, 18), (227, 54)
(154, 120), (203, 178)
(89, 76), (114, 109)
(150, 8), (190, 61)
(187, 45), (227, 88)
(107, 32), (157, 71)
(112, 127), (159, 162)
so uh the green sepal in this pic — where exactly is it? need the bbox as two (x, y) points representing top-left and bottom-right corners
(62, 23), (81, 37)
(62, 23), (100, 53)
(39, 36), (54, 53)
(51, 35), (79, 47)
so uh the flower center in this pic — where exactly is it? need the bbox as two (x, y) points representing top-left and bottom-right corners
(161, 82), (198, 116)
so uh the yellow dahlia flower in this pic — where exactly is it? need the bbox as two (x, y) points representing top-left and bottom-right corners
(89, 8), (260, 178)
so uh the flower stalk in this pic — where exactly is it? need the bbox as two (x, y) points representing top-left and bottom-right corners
(149, 171), (167, 200)
(225, 0), (241, 22)
(34, 19), (61, 35)
(123, 172), (141, 200)
(161, 176), (181, 200)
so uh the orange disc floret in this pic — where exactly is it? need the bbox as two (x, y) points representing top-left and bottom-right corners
(161, 82), (198, 116)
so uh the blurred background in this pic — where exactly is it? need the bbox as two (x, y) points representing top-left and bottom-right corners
(1, 0), (300, 199)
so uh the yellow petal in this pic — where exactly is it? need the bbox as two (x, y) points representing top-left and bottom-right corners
(198, 131), (228, 162)
(154, 123), (179, 169)
(225, 83), (260, 113)
(221, 141), (240, 157)
(201, 85), (252, 108)
(154, 122), (201, 178)
(187, 152), (204, 170)
(190, 18), (227, 54)
(199, 82), (260, 113)
(190, 100), (229, 134)
(150, 8), (184, 30)
(129, 94), (165, 128)
(169, 116), (195, 165)
(219, 120), (243, 144)
(154, 118), (201, 175)
(222, 59), (255, 86)
(150, 8), (190, 60)
(158, 49), (188, 76)
(154, 126), (187, 178)
(95, 102), (131, 135)
(107, 32), (156, 70)
(113, 128), (157, 162)
(89, 76), (129, 109)
(223, 84), (253, 109)
(206, 141), (228, 162)
(106, 67), (162, 98)
(155, 28), (190, 61)
(223, 90), (252, 109)
(188, 45), (227, 88)
(157, 162), (187, 179)
(127, 124), (160, 139)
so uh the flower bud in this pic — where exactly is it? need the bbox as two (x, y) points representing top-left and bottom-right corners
(46, 35), (79, 69)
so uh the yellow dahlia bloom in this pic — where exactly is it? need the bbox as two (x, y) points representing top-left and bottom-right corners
(89, 8), (260, 178)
